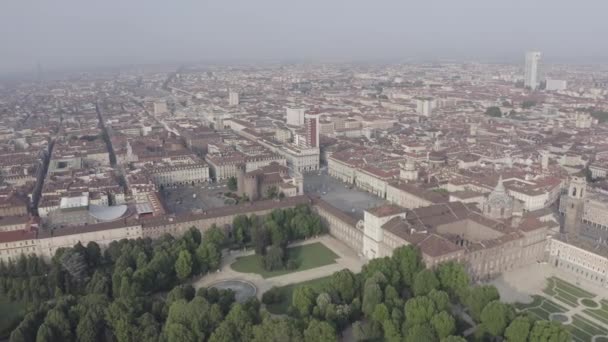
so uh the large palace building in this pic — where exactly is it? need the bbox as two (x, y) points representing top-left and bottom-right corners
(317, 178), (558, 281)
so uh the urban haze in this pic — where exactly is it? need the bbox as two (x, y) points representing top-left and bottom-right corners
(1, 1), (608, 342)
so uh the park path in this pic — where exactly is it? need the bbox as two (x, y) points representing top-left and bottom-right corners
(191, 235), (365, 297)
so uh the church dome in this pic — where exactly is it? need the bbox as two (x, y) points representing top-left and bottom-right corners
(483, 176), (514, 219)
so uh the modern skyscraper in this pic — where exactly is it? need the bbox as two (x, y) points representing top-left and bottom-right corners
(415, 97), (435, 117)
(524, 51), (542, 90)
(228, 90), (239, 106)
(304, 114), (320, 148)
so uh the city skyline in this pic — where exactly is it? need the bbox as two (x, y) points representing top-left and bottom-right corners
(2, 0), (608, 74)
(2, 2), (608, 341)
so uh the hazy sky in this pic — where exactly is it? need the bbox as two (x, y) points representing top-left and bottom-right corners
(1, 0), (607, 73)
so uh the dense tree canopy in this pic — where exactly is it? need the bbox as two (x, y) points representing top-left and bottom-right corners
(0, 207), (569, 342)
(485, 106), (502, 117)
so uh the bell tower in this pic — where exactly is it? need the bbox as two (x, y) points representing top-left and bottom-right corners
(561, 173), (586, 234)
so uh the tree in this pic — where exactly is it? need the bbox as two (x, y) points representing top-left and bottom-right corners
(383, 320), (401, 342)
(431, 311), (456, 339)
(43, 308), (72, 341)
(166, 323), (196, 342)
(197, 242), (221, 273)
(269, 222), (287, 247)
(292, 286), (316, 316)
(392, 246), (423, 287)
(35, 323), (55, 342)
(304, 320), (336, 342)
(372, 303), (390, 323)
(221, 304), (254, 341)
(404, 296), (436, 327)
(464, 285), (499, 321)
(227, 177), (238, 191)
(362, 282), (383, 316)
(437, 262), (469, 300)
(85, 241), (102, 267)
(528, 320), (570, 342)
(428, 289), (450, 312)
(480, 300), (514, 337)
(232, 215), (250, 246)
(404, 324), (437, 342)
(175, 250), (193, 281)
(329, 269), (357, 303)
(251, 225), (269, 255)
(485, 106), (502, 117)
(203, 225), (226, 247)
(263, 246), (284, 271)
(261, 287), (284, 305)
(504, 316), (532, 342)
(413, 269), (440, 296)
(252, 318), (303, 342)
(352, 320), (382, 341)
(76, 313), (102, 342)
(384, 285), (403, 311)
(316, 292), (332, 314)
(442, 336), (467, 342)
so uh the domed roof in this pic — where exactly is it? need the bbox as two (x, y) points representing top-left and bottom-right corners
(89, 204), (128, 222)
(486, 176), (513, 209)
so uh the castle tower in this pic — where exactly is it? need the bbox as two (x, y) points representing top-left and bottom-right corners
(561, 173), (586, 234)
(483, 176), (514, 220)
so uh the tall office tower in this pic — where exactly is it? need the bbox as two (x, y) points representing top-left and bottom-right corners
(286, 107), (306, 126)
(228, 90), (239, 106)
(304, 114), (320, 148)
(524, 51), (542, 90)
(415, 97), (435, 117)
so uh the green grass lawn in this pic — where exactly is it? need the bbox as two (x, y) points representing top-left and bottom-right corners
(265, 276), (332, 314)
(0, 295), (26, 339)
(581, 298), (599, 308)
(231, 242), (339, 278)
(583, 301), (608, 325)
(542, 277), (596, 308)
(552, 277), (595, 299)
(567, 314), (608, 342)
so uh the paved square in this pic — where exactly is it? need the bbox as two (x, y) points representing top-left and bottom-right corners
(304, 170), (386, 219)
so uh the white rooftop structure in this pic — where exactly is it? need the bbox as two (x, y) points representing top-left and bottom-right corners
(88, 204), (129, 222)
(60, 193), (89, 209)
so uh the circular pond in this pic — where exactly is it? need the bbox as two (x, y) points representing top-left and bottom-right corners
(209, 280), (257, 303)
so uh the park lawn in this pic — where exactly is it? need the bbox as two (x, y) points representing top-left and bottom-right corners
(583, 301), (608, 325)
(265, 276), (332, 315)
(231, 242), (339, 278)
(552, 277), (595, 299)
(0, 295), (26, 339)
(568, 314), (608, 342)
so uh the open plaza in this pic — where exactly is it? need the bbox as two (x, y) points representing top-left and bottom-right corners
(493, 264), (608, 342)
